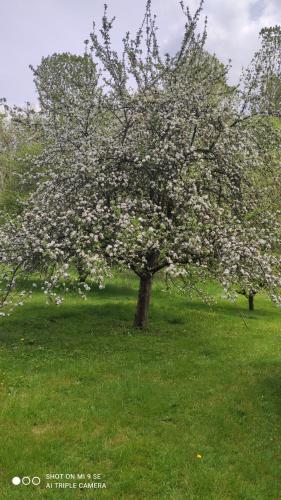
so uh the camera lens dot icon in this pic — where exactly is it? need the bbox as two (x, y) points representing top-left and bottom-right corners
(12, 477), (21, 486)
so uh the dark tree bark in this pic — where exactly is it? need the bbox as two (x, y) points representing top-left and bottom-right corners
(248, 290), (255, 311)
(133, 274), (153, 329)
(76, 258), (89, 282)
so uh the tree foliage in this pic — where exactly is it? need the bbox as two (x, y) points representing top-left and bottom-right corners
(0, 105), (42, 215)
(243, 25), (281, 117)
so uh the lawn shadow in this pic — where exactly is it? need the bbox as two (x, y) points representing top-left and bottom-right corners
(253, 366), (281, 416)
(0, 284), (279, 354)
(169, 296), (280, 320)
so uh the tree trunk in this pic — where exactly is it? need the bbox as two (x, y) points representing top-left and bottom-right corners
(76, 258), (89, 282)
(133, 274), (153, 329)
(248, 290), (255, 311)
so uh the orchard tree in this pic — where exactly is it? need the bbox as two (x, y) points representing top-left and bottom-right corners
(0, 103), (42, 215)
(217, 25), (281, 311)
(233, 25), (281, 311)
(0, 0), (281, 328)
(30, 52), (102, 147)
(244, 26), (281, 117)
(0, 112), (14, 192)
(31, 52), (102, 280)
(210, 111), (281, 312)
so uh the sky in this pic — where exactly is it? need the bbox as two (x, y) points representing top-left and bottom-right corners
(0, 0), (280, 106)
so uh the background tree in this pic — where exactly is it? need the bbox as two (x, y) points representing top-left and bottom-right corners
(244, 26), (281, 117)
(31, 52), (103, 280)
(234, 116), (281, 311)
(0, 103), (42, 216)
(231, 24), (281, 310)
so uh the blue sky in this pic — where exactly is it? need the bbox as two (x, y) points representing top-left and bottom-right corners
(1, 0), (280, 106)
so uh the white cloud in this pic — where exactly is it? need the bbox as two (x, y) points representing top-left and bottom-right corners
(0, 0), (280, 104)
(158, 0), (281, 84)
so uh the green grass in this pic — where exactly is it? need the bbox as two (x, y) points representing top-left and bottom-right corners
(0, 274), (281, 499)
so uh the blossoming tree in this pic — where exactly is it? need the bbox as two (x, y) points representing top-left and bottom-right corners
(243, 25), (281, 118)
(0, 1), (280, 328)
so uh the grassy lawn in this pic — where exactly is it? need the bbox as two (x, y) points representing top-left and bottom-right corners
(0, 274), (281, 499)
